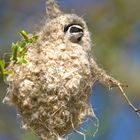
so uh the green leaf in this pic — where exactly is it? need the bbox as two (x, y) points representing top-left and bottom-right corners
(0, 59), (5, 75)
(16, 57), (28, 64)
(0, 59), (5, 68)
(29, 35), (38, 43)
(11, 42), (19, 61)
(3, 70), (13, 75)
(19, 30), (29, 40)
(0, 59), (13, 79)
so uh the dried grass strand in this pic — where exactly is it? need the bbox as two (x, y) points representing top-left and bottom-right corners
(91, 58), (140, 117)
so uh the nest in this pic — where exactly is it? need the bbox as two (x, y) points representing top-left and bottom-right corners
(3, 14), (97, 140)
(3, 0), (134, 140)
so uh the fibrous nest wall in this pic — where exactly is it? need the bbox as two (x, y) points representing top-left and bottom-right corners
(4, 14), (96, 140)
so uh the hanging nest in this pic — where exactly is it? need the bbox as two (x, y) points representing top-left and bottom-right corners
(3, 0), (139, 140)
(4, 14), (94, 139)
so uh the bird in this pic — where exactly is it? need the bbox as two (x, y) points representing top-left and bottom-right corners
(3, 0), (139, 140)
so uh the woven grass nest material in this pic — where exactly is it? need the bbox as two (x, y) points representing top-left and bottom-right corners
(3, 0), (134, 140)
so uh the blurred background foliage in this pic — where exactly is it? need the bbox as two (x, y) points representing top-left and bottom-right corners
(0, 0), (140, 140)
